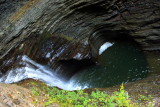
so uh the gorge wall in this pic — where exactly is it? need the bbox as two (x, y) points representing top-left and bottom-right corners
(0, 0), (160, 59)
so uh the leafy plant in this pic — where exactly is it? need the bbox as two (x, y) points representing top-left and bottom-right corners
(32, 88), (39, 96)
(138, 95), (153, 101)
(32, 84), (153, 107)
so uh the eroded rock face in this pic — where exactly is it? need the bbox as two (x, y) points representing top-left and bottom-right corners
(0, 0), (160, 59)
(0, 32), (91, 83)
(0, 0), (28, 19)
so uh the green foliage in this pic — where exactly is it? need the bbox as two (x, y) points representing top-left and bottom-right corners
(32, 84), (153, 107)
(32, 88), (39, 96)
(137, 95), (154, 107)
(138, 95), (153, 102)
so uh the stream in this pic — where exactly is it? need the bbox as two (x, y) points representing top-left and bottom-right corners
(0, 34), (150, 90)
(69, 41), (149, 89)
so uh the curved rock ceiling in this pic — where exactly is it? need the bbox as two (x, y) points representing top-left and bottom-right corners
(0, 0), (160, 58)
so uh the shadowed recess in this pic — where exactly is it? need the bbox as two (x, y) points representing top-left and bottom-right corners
(0, 31), (149, 90)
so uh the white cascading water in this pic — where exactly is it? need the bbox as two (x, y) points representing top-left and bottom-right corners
(99, 42), (114, 55)
(0, 42), (114, 90)
(0, 55), (87, 91)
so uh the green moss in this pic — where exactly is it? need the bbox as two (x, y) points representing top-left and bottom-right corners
(40, 31), (76, 42)
(40, 31), (52, 39)
(59, 34), (74, 41)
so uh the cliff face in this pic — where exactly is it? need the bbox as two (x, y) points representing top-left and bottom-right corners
(0, 1), (160, 104)
(0, 0), (160, 59)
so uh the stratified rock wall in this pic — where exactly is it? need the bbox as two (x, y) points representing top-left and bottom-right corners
(0, 0), (160, 59)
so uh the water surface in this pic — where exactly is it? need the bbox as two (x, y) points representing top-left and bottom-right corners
(0, 40), (149, 90)
(69, 41), (149, 89)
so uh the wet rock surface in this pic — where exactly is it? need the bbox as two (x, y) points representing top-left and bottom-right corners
(0, 0), (160, 59)
(0, 32), (91, 81)
(0, 0), (28, 19)
(0, 0), (160, 106)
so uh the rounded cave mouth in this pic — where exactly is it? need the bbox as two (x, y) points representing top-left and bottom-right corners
(63, 30), (149, 89)
(0, 30), (149, 90)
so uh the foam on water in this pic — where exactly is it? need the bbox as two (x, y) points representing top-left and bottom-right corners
(0, 55), (85, 90)
(99, 42), (113, 55)
(0, 41), (148, 90)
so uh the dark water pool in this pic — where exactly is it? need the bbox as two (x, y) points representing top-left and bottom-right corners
(69, 41), (149, 89)
(0, 35), (150, 90)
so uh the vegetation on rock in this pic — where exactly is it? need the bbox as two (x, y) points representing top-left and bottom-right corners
(32, 84), (154, 107)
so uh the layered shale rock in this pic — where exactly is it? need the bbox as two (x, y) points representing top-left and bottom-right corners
(0, 0), (160, 59)
(0, 32), (91, 80)
(0, 1), (160, 103)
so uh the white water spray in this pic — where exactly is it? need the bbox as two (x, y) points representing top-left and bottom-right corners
(99, 42), (113, 55)
(0, 55), (86, 90)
